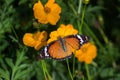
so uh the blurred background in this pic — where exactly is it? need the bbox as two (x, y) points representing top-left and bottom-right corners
(0, 0), (120, 80)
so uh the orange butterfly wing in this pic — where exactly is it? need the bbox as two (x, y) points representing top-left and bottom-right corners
(64, 34), (89, 50)
(64, 37), (80, 50)
(48, 40), (73, 59)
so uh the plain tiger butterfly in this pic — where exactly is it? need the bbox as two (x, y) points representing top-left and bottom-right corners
(38, 34), (89, 60)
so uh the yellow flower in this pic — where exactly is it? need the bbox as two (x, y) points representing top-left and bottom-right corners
(47, 24), (78, 43)
(23, 31), (47, 50)
(33, 0), (61, 25)
(75, 42), (97, 64)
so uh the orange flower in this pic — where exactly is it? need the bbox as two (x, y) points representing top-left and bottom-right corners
(75, 42), (97, 64)
(33, 0), (61, 25)
(47, 24), (78, 43)
(23, 31), (47, 50)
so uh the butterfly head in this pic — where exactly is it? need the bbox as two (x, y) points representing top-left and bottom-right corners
(82, 35), (90, 43)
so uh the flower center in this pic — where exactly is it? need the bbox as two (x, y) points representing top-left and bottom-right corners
(44, 6), (51, 14)
(33, 35), (38, 41)
(81, 46), (88, 53)
(33, 33), (40, 41)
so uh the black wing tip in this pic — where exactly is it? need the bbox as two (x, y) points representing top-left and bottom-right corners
(36, 48), (50, 60)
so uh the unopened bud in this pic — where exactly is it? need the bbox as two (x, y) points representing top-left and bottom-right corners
(83, 0), (90, 4)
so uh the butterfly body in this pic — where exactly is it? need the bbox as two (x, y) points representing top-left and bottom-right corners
(58, 36), (67, 52)
(38, 34), (89, 60)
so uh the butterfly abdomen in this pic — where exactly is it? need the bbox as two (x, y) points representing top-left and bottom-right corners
(58, 37), (67, 52)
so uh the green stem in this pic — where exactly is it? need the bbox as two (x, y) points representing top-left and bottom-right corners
(11, 26), (22, 48)
(43, 62), (52, 80)
(11, 26), (19, 41)
(67, 1), (77, 17)
(77, 20), (81, 34)
(41, 61), (47, 80)
(82, 76), (85, 80)
(85, 63), (91, 80)
(78, 0), (83, 15)
(98, 27), (109, 44)
(77, 0), (83, 34)
(66, 59), (73, 80)
(84, 22), (103, 48)
(72, 54), (75, 77)
(41, 60), (52, 80)
(79, 4), (87, 34)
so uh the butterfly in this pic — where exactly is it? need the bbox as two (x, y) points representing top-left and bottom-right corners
(38, 34), (89, 60)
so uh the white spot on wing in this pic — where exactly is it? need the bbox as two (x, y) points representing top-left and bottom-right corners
(77, 35), (84, 44)
(39, 54), (42, 57)
(44, 47), (49, 57)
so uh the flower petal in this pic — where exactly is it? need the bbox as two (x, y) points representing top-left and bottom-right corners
(57, 24), (66, 37)
(64, 24), (78, 36)
(50, 3), (61, 14)
(39, 31), (48, 41)
(23, 31), (47, 50)
(47, 24), (78, 43)
(85, 56), (93, 64)
(74, 42), (97, 64)
(47, 31), (58, 43)
(23, 33), (36, 47)
(33, 0), (48, 24)
(47, 13), (60, 25)
(35, 41), (46, 50)
(49, 31), (59, 38)
(33, 0), (61, 25)
(46, 0), (55, 6)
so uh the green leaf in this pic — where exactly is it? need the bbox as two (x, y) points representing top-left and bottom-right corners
(9, 35), (18, 43)
(100, 68), (115, 78)
(18, 0), (28, 5)
(0, 39), (9, 53)
(0, 68), (10, 80)
(0, 56), (7, 70)
(86, 6), (103, 12)
(5, 58), (14, 69)
(0, 68), (6, 76)
(18, 64), (30, 70)
(15, 50), (27, 66)
(14, 66), (32, 80)
(5, 0), (14, 5)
